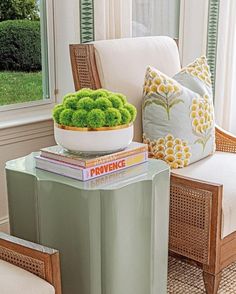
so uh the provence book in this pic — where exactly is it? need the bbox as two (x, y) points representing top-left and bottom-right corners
(35, 151), (148, 181)
(83, 162), (148, 189)
(40, 142), (148, 168)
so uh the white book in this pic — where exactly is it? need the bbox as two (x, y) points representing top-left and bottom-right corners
(35, 151), (148, 181)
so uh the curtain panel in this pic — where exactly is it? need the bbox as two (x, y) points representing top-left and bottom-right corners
(79, 0), (180, 42)
(94, 0), (132, 40)
(214, 0), (236, 133)
(132, 0), (180, 38)
(80, 0), (132, 43)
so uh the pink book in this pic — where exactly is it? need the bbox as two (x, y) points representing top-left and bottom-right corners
(40, 142), (148, 168)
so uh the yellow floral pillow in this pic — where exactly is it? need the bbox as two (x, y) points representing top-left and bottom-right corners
(142, 56), (215, 169)
(176, 56), (213, 96)
(180, 56), (212, 86)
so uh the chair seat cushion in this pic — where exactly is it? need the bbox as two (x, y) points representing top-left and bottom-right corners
(0, 259), (55, 294)
(172, 151), (236, 238)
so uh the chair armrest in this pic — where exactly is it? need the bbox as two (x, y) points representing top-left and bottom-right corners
(215, 125), (236, 153)
(170, 173), (223, 270)
(0, 233), (61, 294)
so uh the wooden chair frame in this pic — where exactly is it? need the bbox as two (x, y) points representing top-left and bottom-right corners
(0, 233), (62, 294)
(70, 43), (236, 294)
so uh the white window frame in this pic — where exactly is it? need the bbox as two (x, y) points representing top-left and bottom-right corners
(0, 0), (57, 121)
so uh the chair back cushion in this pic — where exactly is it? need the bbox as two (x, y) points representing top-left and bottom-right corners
(93, 36), (181, 141)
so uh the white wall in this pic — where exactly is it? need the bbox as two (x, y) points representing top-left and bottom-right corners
(0, 120), (55, 233)
(179, 0), (209, 66)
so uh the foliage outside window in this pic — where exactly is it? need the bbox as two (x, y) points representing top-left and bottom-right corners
(0, 0), (39, 21)
(0, 0), (50, 107)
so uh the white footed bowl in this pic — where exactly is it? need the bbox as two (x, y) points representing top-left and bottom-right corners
(54, 124), (134, 153)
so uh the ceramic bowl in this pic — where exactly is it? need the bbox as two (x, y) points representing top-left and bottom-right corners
(54, 123), (134, 153)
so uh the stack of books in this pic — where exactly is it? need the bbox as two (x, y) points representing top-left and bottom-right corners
(35, 142), (148, 182)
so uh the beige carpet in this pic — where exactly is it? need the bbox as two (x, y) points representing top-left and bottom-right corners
(168, 257), (236, 293)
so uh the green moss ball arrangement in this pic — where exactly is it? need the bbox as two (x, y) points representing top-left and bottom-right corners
(108, 94), (123, 109)
(53, 105), (65, 124)
(77, 97), (95, 111)
(64, 97), (78, 110)
(119, 108), (131, 125)
(52, 88), (137, 128)
(124, 103), (137, 122)
(105, 108), (122, 127)
(94, 97), (112, 110)
(60, 109), (74, 126)
(91, 89), (109, 100)
(87, 109), (106, 128)
(72, 109), (88, 127)
(63, 93), (76, 103)
(116, 93), (127, 105)
(75, 88), (93, 100)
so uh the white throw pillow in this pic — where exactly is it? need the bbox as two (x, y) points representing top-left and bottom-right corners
(142, 56), (215, 169)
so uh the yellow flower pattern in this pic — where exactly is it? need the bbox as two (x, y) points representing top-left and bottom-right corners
(143, 67), (183, 120)
(142, 56), (215, 169)
(143, 133), (192, 169)
(190, 94), (214, 150)
(181, 56), (212, 86)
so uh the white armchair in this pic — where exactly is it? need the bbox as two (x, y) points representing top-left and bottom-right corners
(70, 36), (236, 294)
(0, 233), (61, 294)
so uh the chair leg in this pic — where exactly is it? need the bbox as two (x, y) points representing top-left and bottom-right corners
(203, 271), (222, 294)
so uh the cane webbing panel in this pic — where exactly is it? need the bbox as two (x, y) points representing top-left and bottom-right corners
(216, 128), (236, 153)
(72, 46), (97, 89)
(169, 183), (212, 264)
(0, 246), (45, 279)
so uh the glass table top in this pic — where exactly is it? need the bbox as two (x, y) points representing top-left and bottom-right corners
(6, 152), (169, 191)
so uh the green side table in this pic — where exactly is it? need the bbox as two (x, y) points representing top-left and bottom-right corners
(6, 153), (170, 294)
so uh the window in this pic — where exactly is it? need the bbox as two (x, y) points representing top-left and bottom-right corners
(132, 0), (180, 38)
(0, 0), (55, 110)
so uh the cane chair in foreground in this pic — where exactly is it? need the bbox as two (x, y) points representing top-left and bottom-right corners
(0, 232), (61, 294)
(70, 36), (236, 294)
